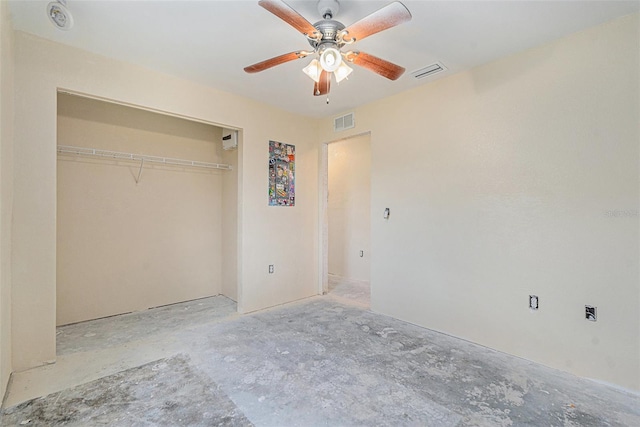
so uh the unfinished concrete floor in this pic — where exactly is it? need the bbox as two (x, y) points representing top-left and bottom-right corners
(2, 280), (639, 426)
(327, 274), (370, 308)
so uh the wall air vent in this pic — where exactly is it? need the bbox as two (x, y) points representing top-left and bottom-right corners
(411, 62), (447, 79)
(334, 112), (355, 132)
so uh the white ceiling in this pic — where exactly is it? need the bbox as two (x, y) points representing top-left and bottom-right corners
(8, 0), (639, 118)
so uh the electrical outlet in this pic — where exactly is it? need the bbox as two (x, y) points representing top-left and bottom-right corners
(268, 265), (274, 274)
(529, 295), (539, 310)
(585, 305), (597, 321)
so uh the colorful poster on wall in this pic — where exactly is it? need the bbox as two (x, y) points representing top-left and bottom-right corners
(268, 140), (295, 206)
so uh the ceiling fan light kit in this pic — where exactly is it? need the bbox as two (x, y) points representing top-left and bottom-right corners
(245, 0), (412, 98)
(319, 47), (342, 72)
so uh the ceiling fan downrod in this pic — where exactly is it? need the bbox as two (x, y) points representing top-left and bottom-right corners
(317, 0), (340, 20)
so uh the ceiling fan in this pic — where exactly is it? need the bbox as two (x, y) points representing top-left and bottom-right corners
(244, 0), (412, 98)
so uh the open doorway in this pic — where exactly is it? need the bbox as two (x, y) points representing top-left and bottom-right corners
(324, 133), (371, 307)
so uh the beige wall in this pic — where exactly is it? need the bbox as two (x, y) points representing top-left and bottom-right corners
(12, 31), (318, 372)
(221, 142), (239, 301)
(328, 135), (371, 281)
(7, 6), (637, 398)
(0, 0), (14, 400)
(57, 94), (228, 325)
(319, 14), (640, 391)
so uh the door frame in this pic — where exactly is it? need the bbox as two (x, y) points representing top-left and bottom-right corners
(318, 131), (372, 295)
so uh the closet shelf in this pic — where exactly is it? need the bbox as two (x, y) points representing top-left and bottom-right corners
(57, 145), (233, 171)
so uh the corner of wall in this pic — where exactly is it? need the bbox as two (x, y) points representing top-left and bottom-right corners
(0, 0), (15, 403)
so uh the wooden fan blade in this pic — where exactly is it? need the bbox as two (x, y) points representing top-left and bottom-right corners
(344, 51), (405, 80)
(313, 70), (331, 96)
(259, 0), (320, 38)
(244, 51), (311, 73)
(340, 1), (411, 43)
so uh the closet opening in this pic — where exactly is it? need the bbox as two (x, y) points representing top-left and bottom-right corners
(55, 92), (239, 335)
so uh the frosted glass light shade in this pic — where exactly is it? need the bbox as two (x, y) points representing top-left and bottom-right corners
(334, 62), (353, 83)
(302, 59), (322, 83)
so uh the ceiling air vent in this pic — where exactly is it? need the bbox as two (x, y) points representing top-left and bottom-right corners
(411, 62), (447, 80)
(334, 112), (355, 132)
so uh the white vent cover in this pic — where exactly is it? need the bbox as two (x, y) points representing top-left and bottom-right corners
(411, 62), (447, 79)
(334, 112), (355, 132)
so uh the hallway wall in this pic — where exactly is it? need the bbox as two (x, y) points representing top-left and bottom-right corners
(328, 135), (371, 282)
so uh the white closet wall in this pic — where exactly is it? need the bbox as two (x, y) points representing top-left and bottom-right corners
(56, 94), (229, 325)
(221, 146), (238, 301)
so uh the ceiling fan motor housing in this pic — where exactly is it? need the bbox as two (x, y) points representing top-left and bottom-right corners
(309, 19), (346, 50)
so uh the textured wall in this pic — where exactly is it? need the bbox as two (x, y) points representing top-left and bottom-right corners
(318, 14), (640, 391)
(0, 0), (14, 401)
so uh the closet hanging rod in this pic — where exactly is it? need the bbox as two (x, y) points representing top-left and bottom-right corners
(57, 145), (232, 171)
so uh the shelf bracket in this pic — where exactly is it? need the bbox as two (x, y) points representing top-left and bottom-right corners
(135, 158), (144, 184)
